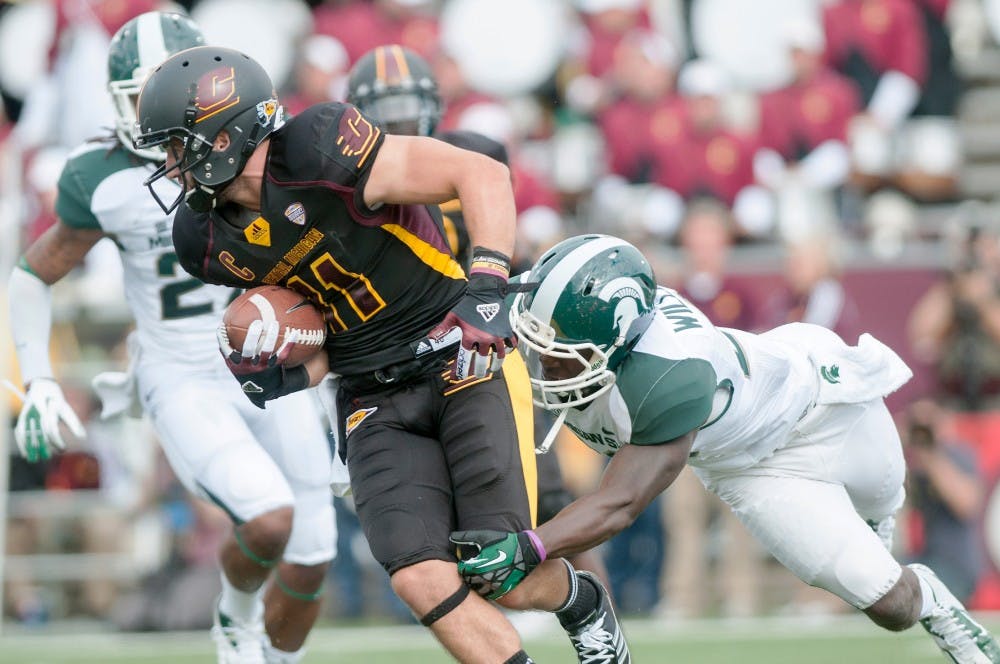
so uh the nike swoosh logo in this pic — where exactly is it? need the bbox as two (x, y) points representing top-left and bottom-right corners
(465, 550), (507, 567)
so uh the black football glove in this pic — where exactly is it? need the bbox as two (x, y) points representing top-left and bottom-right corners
(217, 323), (309, 409)
(428, 248), (535, 381)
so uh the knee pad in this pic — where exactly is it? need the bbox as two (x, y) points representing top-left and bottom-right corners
(811, 533), (902, 609)
(284, 486), (336, 566)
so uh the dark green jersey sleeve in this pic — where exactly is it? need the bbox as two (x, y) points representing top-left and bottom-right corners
(617, 351), (717, 445)
(55, 158), (102, 230)
(54, 146), (134, 231)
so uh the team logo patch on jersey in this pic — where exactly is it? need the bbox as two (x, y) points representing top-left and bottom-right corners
(244, 217), (271, 247)
(476, 303), (500, 322)
(821, 364), (841, 384)
(284, 202), (306, 226)
(345, 407), (377, 437)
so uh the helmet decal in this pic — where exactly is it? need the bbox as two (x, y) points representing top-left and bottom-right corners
(194, 67), (240, 123)
(529, 235), (629, 325)
(599, 277), (647, 339)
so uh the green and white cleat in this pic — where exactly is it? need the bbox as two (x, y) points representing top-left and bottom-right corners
(211, 598), (266, 664)
(911, 564), (1000, 663)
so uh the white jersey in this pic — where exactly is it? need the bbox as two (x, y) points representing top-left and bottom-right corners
(55, 142), (238, 366)
(563, 287), (820, 471)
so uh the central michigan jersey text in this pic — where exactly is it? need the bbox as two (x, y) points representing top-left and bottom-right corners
(173, 102), (468, 375)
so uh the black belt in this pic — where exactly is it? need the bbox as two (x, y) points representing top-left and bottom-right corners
(340, 329), (463, 395)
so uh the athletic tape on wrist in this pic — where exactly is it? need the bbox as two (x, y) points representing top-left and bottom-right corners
(469, 247), (511, 280)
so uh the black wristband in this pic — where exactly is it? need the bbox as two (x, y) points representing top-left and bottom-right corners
(469, 247), (511, 280)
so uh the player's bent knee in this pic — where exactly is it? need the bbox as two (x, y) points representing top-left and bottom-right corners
(241, 506), (294, 558)
(276, 561), (329, 601)
(864, 569), (921, 632)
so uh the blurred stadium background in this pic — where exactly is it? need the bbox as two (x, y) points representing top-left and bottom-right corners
(4, 0), (1000, 662)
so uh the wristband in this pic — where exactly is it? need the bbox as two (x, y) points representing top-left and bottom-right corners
(470, 247), (511, 280)
(523, 529), (547, 562)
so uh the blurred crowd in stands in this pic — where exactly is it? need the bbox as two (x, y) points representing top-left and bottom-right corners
(4, 0), (1000, 630)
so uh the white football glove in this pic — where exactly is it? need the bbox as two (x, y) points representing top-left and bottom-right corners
(14, 378), (86, 463)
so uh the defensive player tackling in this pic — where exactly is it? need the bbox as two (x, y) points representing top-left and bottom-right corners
(452, 234), (1000, 664)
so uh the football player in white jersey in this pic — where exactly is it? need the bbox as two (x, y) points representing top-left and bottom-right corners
(451, 234), (1000, 664)
(8, 13), (334, 664)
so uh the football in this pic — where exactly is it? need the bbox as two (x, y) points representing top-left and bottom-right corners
(222, 285), (327, 366)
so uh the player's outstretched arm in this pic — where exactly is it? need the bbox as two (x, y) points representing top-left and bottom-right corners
(450, 431), (694, 598)
(10, 222), (102, 461)
(533, 432), (695, 559)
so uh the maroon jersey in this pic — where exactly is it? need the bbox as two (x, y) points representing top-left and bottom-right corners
(598, 94), (687, 182)
(653, 128), (758, 205)
(823, 0), (927, 101)
(172, 103), (467, 376)
(758, 69), (861, 161)
(313, 2), (439, 65)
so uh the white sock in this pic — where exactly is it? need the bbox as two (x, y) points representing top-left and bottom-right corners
(911, 567), (938, 619)
(219, 571), (264, 624)
(263, 643), (305, 664)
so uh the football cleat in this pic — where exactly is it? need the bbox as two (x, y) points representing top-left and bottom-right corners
(211, 598), (266, 664)
(911, 564), (1000, 663)
(561, 571), (631, 664)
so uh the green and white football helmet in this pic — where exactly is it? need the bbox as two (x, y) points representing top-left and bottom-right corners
(514, 234), (656, 419)
(107, 11), (204, 160)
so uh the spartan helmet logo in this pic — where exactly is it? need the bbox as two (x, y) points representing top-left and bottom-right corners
(599, 278), (648, 341)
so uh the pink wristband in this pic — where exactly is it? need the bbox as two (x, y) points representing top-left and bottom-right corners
(524, 529), (547, 562)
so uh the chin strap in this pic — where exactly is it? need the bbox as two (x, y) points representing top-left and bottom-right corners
(537, 409), (567, 455)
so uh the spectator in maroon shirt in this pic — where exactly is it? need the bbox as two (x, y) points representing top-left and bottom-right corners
(597, 28), (683, 183)
(655, 59), (773, 239)
(562, 0), (653, 115)
(822, 0), (927, 126)
(755, 18), (860, 195)
(754, 18), (860, 241)
(675, 200), (759, 331)
(312, 0), (439, 65)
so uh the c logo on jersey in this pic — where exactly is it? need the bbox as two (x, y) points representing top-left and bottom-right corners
(345, 407), (377, 437)
(336, 107), (381, 167)
(194, 67), (240, 123)
(219, 251), (256, 281)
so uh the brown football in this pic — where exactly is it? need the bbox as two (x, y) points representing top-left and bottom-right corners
(222, 286), (326, 366)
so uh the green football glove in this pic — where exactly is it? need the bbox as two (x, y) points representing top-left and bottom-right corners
(13, 378), (86, 462)
(449, 529), (546, 600)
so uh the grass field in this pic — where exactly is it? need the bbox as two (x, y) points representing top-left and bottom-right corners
(2, 613), (995, 664)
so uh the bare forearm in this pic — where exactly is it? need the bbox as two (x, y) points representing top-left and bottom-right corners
(534, 491), (637, 559)
(455, 161), (516, 256)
